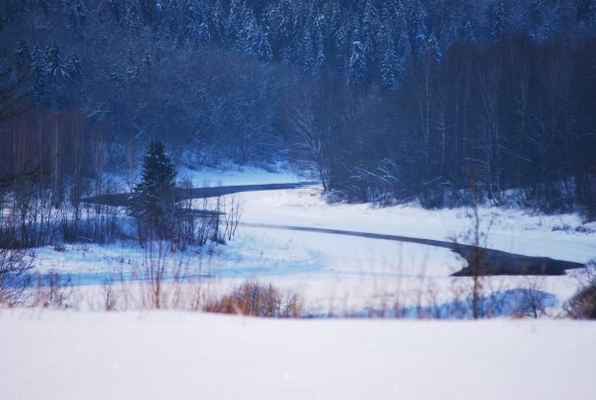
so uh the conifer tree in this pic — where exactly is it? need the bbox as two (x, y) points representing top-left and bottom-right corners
(347, 40), (367, 86)
(489, 0), (505, 42)
(45, 42), (67, 82)
(128, 140), (177, 242)
(380, 24), (401, 89)
(30, 45), (47, 103)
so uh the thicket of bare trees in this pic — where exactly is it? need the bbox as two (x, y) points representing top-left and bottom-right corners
(320, 36), (596, 214)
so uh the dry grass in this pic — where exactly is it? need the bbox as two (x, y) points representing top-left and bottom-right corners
(204, 281), (303, 318)
(565, 261), (596, 319)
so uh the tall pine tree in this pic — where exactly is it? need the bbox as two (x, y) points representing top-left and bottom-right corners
(128, 140), (177, 242)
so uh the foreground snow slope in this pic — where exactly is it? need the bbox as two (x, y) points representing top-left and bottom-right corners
(2, 310), (595, 400)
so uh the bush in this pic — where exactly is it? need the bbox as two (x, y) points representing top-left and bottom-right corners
(565, 261), (596, 319)
(565, 285), (596, 320)
(0, 248), (34, 306)
(205, 282), (302, 318)
(34, 271), (75, 309)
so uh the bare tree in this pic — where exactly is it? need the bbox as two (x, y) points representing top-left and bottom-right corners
(0, 50), (29, 123)
(452, 171), (497, 319)
(476, 48), (504, 202)
(288, 86), (331, 191)
(0, 247), (33, 306)
(222, 195), (243, 242)
(518, 275), (548, 318)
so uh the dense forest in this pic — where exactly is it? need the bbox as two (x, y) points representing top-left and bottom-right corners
(1, 0), (595, 223)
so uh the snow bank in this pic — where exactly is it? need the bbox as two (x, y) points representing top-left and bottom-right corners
(1, 310), (595, 400)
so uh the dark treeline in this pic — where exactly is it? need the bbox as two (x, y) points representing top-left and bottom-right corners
(1, 0), (595, 228)
(337, 36), (596, 212)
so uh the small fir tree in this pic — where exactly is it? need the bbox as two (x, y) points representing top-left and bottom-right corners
(128, 140), (177, 242)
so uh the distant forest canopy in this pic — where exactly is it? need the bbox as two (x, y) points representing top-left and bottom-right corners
(1, 0), (595, 213)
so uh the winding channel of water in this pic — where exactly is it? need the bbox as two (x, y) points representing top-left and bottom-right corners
(240, 223), (584, 276)
(83, 182), (585, 278)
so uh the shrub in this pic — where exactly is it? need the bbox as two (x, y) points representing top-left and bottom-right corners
(33, 271), (75, 309)
(205, 281), (302, 318)
(565, 285), (596, 319)
(0, 248), (34, 306)
(565, 260), (596, 320)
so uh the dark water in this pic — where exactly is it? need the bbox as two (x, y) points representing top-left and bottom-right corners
(242, 223), (585, 276)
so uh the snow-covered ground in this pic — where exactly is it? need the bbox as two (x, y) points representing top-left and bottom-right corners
(28, 166), (596, 314)
(2, 166), (596, 399)
(2, 310), (595, 400)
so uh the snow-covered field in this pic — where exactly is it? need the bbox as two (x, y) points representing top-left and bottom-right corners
(2, 166), (596, 399)
(2, 310), (595, 400)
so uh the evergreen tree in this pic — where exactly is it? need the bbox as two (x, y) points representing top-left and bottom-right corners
(30, 45), (47, 103)
(66, 54), (83, 79)
(128, 140), (178, 242)
(15, 40), (30, 70)
(69, 0), (87, 30)
(228, 0), (247, 44)
(577, 0), (596, 26)
(313, 17), (326, 73)
(461, 19), (476, 44)
(181, 0), (204, 44)
(45, 42), (67, 82)
(298, 25), (315, 72)
(381, 0), (405, 28)
(380, 24), (401, 89)
(406, 0), (428, 59)
(209, 0), (226, 45)
(362, 0), (380, 54)
(362, 0), (381, 81)
(488, 0), (505, 42)
(393, 2), (412, 70)
(243, 17), (273, 62)
(125, 46), (139, 84)
(347, 40), (367, 86)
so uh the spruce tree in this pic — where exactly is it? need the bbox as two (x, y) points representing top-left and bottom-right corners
(347, 40), (367, 86)
(128, 140), (177, 242)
